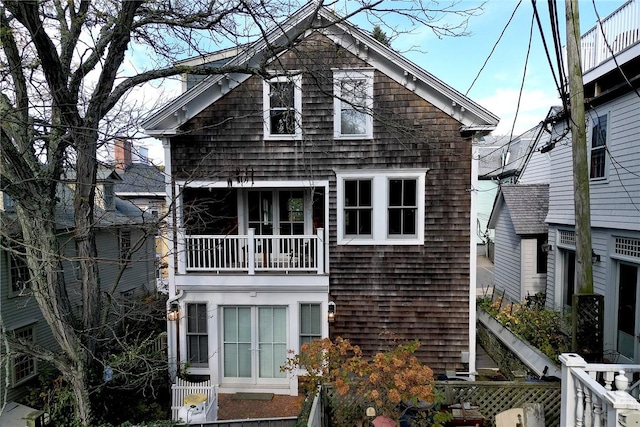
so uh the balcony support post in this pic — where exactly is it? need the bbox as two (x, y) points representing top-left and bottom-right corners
(248, 228), (255, 275)
(316, 228), (324, 274)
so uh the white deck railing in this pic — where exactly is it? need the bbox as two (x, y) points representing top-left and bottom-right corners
(580, 0), (640, 72)
(560, 353), (640, 427)
(180, 228), (325, 274)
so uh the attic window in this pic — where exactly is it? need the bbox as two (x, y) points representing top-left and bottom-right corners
(263, 74), (302, 140)
(333, 69), (374, 139)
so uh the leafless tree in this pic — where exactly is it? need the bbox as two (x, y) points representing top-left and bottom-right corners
(0, 1), (482, 424)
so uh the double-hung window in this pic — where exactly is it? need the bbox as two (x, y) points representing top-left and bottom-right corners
(590, 114), (608, 180)
(263, 74), (302, 140)
(299, 303), (322, 348)
(8, 247), (30, 297)
(186, 303), (209, 367)
(333, 69), (374, 139)
(119, 229), (131, 262)
(12, 326), (36, 384)
(337, 169), (426, 245)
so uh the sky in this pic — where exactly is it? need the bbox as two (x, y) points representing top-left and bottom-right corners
(141, 0), (625, 164)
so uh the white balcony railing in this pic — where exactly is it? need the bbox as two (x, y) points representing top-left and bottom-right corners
(560, 353), (640, 427)
(580, 0), (640, 72)
(180, 228), (325, 274)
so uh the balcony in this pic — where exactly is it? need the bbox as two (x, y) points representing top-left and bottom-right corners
(580, 0), (640, 73)
(176, 228), (325, 275)
(561, 353), (640, 426)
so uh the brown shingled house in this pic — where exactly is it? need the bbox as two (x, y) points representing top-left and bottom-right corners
(142, 2), (499, 397)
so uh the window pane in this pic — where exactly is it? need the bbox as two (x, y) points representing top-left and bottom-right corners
(345, 180), (357, 207)
(238, 307), (251, 341)
(345, 210), (358, 234)
(238, 343), (251, 377)
(223, 343), (238, 376)
(341, 110), (366, 135)
(359, 209), (372, 234)
(223, 307), (237, 341)
(359, 180), (371, 206)
(389, 180), (402, 206)
(590, 149), (605, 179)
(388, 209), (401, 234)
(403, 209), (416, 234)
(270, 82), (293, 108)
(403, 180), (417, 206)
(342, 79), (366, 105)
(270, 110), (295, 134)
(591, 115), (607, 148)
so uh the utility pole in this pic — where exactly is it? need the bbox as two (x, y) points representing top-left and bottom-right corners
(565, 0), (594, 295)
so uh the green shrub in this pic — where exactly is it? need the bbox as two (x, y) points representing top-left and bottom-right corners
(479, 296), (570, 362)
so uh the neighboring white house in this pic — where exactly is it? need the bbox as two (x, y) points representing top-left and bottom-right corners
(489, 0), (640, 363)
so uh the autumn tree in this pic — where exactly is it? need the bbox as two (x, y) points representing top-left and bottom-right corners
(0, 1), (481, 424)
(283, 337), (450, 426)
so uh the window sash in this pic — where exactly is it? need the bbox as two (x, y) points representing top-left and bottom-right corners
(263, 75), (301, 139)
(300, 303), (321, 348)
(13, 327), (36, 384)
(590, 115), (607, 179)
(344, 179), (372, 236)
(187, 303), (209, 366)
(388, 179), (417, 236)
(9, 250), (30, 296)
(333, 70), (373, 139)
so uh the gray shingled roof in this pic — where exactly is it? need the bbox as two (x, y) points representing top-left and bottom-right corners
(500, 184), (549, 235)
(114, 163), (166, 195)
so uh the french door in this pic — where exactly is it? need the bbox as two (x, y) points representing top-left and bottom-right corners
(616, 263), (640, 362)
(222, 306), (288, 384)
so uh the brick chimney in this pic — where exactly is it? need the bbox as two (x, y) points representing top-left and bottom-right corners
(114, 139), (132, 171)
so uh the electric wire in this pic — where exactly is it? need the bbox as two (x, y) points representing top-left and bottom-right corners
(465, 0), (523, 96)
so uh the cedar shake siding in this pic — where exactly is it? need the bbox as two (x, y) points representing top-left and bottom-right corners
(169, 34), (471, 373)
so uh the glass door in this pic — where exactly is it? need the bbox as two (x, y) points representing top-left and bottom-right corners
(616, 263), (640, 362)
(222, 306), (288, 384)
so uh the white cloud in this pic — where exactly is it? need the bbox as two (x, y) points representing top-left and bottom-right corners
(478, 87), (561, 137)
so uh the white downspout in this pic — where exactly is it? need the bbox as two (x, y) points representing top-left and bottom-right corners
(468, 142), (479, 380)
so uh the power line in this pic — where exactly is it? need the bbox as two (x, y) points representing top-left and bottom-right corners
(465, 0), (523, 96)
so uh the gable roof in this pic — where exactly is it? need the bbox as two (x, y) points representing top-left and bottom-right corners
(142, 2), (499, 136)
(487, 184), (549, 235)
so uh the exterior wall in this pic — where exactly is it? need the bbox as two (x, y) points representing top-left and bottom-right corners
(520, 237), (546, 298)
(0, 227), (155, 402)
(177, 289), (329, 395)
(490, 202), (521, 303)
(548, 224), (640, 361)
(547, 92), (640, 231)
(477, 180), (498, 244)
(170, 33), (472, 374)
(518, 129), (552, 185)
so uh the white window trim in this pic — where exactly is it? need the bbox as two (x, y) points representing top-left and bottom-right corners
(588, 111), (609, 182)
(333, 69), (374, 140)
(263, 74), (302, 140)
(7, 250), (30, 298)
(336, 169), (426, 245)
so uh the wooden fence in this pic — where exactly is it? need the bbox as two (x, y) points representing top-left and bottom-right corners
(321, 381), (561, 427)
(438, 380), (561, 427)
